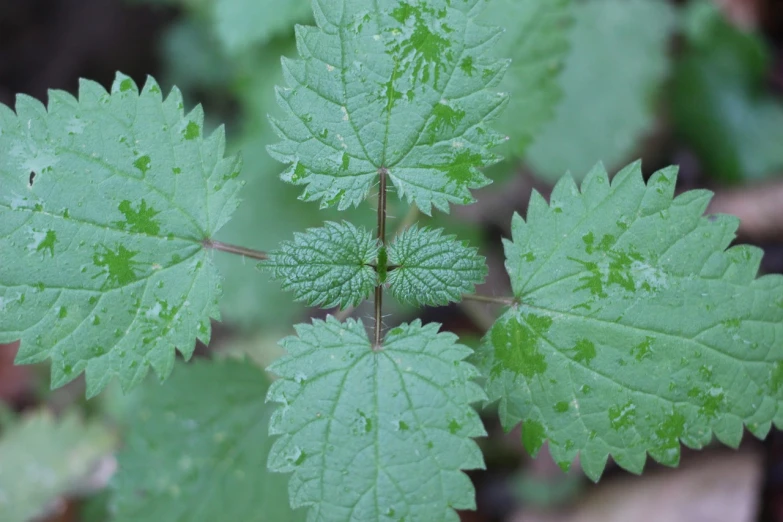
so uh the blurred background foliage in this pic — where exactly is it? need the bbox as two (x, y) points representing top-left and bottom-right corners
(2, 0), (783, 520)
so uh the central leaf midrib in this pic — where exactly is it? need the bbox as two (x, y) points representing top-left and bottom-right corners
(517, 302), (773, 366)
(0, 245), (203, 293)
(0, 201), (202, 244)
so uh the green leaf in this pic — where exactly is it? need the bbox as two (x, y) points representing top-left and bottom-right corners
(0, 411), (115, 522)
(476, 161), (783, 480)
(262, 221), (379, 309)
(214, 0), (311, 53)
(387, 225), (486, 307)
(267, 317), (486, 521)
(0, 74), (243, 396)
(479, 0), (571, 158)
(672, 1), (783, 182)
(526, 0), (676, 182)
(112, 358), (300, 522)
(268, 0), (509, 215)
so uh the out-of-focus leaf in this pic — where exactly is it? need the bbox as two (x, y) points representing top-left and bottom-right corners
(112, 358), (301, 522)
(0, 412), (115, 522)
(160, 19), (234, 94)
(480, 0), (571, 159)
(526, 0), (676, 182)
(672, 0), (783, 182)
(214, 0), (311, 53)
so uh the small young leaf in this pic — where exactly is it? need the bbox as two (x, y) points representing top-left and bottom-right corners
(527, 0), (676, 181)
(477, 161), (783, 480)
(387, 225), (487, 307)
(262, 221), (379, 309)
(267, 317), (486, 521)
(112, 358), (300, 522)
(0, 74), (242, 396)
(214, 0), (311, 53)
(269, 0), (509, 214)
(480, 0), (572, 158)
(0, 412), (115, 522)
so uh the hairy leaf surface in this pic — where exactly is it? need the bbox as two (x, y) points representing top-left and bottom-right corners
(0, 74), (242, 396)
(267, 318), (486, 521)
(214, 0), (311, 53)
(262, 221), (379, 309)
(0, 412), (115, 522)
(112, 358), (299, 522)
(480, 0), (571, 158)
(477, 161), (783, 480)
(527, 0), (676, 181)
(268, 0), (509, 214)
(387, 225), (486, 307)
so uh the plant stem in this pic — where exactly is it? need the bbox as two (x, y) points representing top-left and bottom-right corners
(202, 239), (268, 261)
(374, 167), (388, 349)
(461, 293), (517, 306)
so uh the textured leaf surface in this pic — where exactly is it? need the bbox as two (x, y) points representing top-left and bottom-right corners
(476, 161), (783, 480)
(112, 358), (300, 522)
(387, 225), (486, 307)
(216, 43), (380, 327)
(527, 0), (676, 181)
(0, 412), (115, 522)
(214, 0), (310, 53)
(269, 0), (508, 214)
(673, 1), (783, 182)
(267, 318), (486, 521)
(263, 221), (379, 309)
(479, 0), (571, 158)
(0, 74), (242, 396)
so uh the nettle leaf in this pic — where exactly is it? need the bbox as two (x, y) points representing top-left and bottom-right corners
(479, 0), (571, 158)
(214, 0), (311, 53)
(527, 0), (676, 182)
(0, 74), (242, 396)
(112, 358), (300, 522)
(0, 411), (115, 522)
(267, 317), (486, 521)
(387, 225), (486, 307)
(262, 221), (379, 309)
(269, 0), (509, 215)
(476, 161), (783, 480)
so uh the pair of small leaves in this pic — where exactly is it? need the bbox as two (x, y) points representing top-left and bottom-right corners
(262, 222), (486, 309)
(476, 161), (783, 480)
(0, 74), (240, 397)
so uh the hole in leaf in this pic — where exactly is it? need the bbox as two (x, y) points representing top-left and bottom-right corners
(29, 171), (36, 187)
